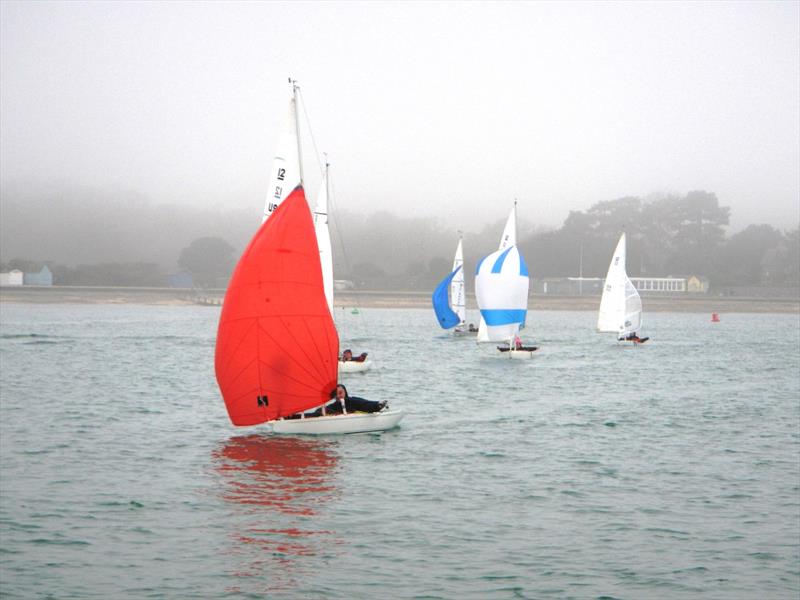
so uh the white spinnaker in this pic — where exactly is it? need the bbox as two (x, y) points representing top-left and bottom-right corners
(451, 238), (466, 326)
(314, 169), (334, 316)
(262, 98), (301, 223)
(597, 233), (642, 335)
(478, 204), (517, 341)
(475, 246), (529, 342)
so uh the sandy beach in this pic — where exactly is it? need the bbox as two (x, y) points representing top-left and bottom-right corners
(1, 285), (797, 313)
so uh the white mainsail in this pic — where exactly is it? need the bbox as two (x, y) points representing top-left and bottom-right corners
(451, 237), (466, 327)
(477, 204), (517, 342)
(262, 90), (302, 223)
(475, 246), (529, 342)
(597, 233), (642, 337)
(315, 163), (334, 316)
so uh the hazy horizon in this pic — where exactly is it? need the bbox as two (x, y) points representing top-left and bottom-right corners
(2, 1), (798, 234)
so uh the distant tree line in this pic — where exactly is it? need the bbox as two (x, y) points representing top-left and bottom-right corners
(1, 182), (797, 290)
(333, 191), (798, 290)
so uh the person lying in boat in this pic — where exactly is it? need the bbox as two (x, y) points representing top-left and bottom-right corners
(304, 384), (387, 417)
(620, 332), (649, 343)
(340, 348), (368, 362)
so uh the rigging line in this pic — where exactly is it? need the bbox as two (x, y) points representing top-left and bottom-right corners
(327, 171), (384, 389)
(296, 86), (325, 178)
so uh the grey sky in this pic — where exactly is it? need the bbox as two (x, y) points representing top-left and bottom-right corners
(1, 1), (798, 232)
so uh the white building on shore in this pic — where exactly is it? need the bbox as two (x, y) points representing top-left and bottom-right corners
(0, 269), (24, 286)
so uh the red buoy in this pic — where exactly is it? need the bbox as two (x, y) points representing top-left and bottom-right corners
(711, 313), (720, 322)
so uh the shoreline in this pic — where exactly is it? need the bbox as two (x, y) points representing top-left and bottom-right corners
(1, 285), (798, 313)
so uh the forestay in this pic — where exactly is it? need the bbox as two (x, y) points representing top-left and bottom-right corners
(597, 233), (642, 336)
(475, 245), (529, 342)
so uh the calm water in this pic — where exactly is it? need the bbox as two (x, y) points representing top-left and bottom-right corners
(1, 302), (798, 599)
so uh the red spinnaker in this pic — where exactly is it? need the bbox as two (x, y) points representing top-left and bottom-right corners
(215, 185), (339, 426)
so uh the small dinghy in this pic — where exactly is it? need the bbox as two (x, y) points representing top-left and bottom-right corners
(475, 207), (535, 357)
(597, 233), (647, 344)
(497, 344), (539, 359)
(338, 359), (373, 373)
(433, 234), (477, 336)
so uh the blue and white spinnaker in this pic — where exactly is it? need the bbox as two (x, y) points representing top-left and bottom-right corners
(474, 246), (529, 342)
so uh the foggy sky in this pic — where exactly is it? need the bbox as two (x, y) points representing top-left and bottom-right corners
(1, 1), (798, 233)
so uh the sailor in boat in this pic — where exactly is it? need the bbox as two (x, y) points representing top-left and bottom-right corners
(340, 348), (369, 363)
(468, 323), (478, 332)
(297, 384), (386, 418)
(619, 332), (649, 344)
(497, 334), (539, 353)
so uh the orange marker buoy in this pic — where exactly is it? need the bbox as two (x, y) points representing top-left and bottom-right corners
(711, 313), (720, 322)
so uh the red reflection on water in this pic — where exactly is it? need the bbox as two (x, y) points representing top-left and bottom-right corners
(213, 434), (339, 516)
(212, 435), (342, 592)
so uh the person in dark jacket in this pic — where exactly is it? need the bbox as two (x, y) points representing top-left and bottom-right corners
(325, 384), (386, 414)
(303, 384), (386, 417)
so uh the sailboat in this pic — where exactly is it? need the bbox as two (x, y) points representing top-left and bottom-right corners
(477, 204), (518, 343)
(215, 185), (403, 434)
(474, 206), (537, 359)
(597, 233), (648, 344)
(432, 234), (476, 335)
(214, 83), (402, 435)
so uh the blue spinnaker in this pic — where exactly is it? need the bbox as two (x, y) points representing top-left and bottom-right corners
(432, 266), (462, 329)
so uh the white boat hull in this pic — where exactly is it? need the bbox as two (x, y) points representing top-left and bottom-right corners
(269, 409), (404, 435)
(339, 359), (373, 373)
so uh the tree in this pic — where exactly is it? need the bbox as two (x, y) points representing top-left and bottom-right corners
(177, 237), (236, 287)
(716, 225), (785, 286)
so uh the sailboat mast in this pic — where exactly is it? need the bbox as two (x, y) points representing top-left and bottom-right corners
(291, 78), (305, 185)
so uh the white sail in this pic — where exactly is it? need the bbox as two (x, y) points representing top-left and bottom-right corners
(498, 204), (517, 249)
(597, 233), (642, 336)
(262, 96), (302, 223)
(451, 237), (466, 327)
(475, 245), (529, 342)
(315, 165), (334, 316)
(478, 204), (517, 341)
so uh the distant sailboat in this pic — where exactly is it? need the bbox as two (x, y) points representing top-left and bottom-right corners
(432, 234), (476, 335)
(597, 233), (648, 343)
(474, 208), (537, 359)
